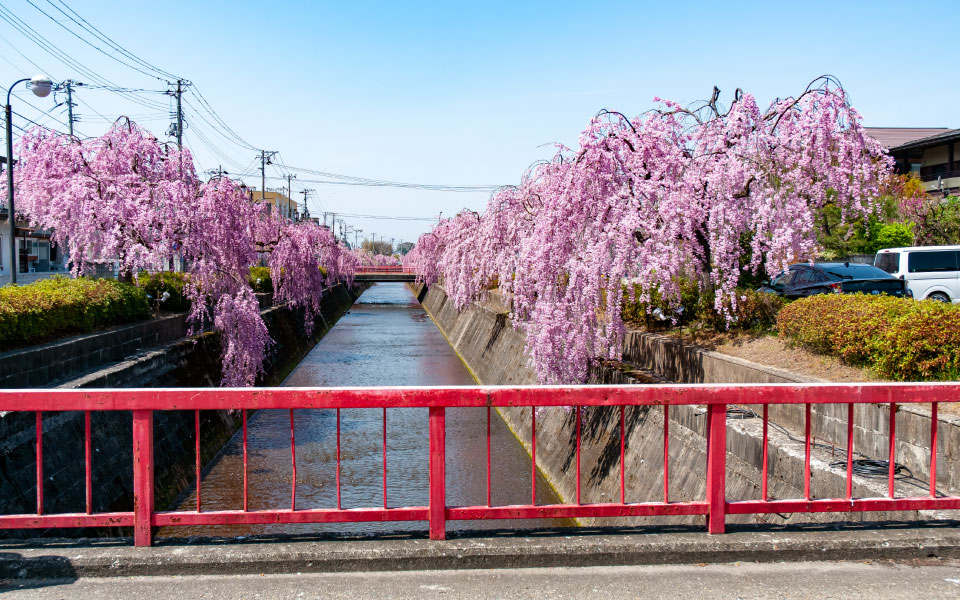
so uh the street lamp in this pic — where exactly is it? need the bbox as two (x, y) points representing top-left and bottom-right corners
(6, 74), (53, 284)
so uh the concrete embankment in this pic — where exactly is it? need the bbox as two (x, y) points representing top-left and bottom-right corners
(415, 283), (957, 528)
(0, 283), (366, 538)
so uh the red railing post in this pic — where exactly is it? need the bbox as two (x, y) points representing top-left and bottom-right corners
(132, 409), (154, 547)
(705, 403), (726, 534)
(428, 406), (446, 540)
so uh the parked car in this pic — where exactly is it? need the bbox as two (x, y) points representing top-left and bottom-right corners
(874, 246), (960, 303)
(759, 262), (911, 299)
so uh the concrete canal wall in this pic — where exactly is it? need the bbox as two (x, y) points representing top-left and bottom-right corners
(416, 283), (954, 527)
(0, 313), (190, 388)
(0, 283), (366, 538)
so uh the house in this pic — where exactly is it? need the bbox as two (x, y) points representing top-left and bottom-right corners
(0, 206), (71, 286)
(865, 127), (959, 194)
(249, 189), (300, 222)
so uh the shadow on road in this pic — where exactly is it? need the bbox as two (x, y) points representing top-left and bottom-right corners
(0, 551), (77, 592)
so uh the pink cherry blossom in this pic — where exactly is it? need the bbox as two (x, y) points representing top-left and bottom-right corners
(5, 120), (356, 385)
(407, 78), (893, 383)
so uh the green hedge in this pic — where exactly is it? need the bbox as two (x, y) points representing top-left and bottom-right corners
(138, 271), (192, 312)
(248, 266), (273, 294)
(0, 277), (150, 347)
(623, 282), (785, 333)
(777, 294), (960, 380)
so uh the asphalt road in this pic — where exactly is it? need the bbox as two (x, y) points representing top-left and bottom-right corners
(5, 560), (960, 599)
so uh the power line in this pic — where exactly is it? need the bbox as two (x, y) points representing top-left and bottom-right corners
(0, 4), (168, 112)
(259, 172), (502, 192)
(320, 212), (442, 222)
(24, 0), (166, 81)
(45, 0), (180, 80)
(189, 85), (258, 150)
(275, 157), (502, 192)
(47, 0), (181, 80)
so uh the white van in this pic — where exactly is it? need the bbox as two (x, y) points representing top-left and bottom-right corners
(874, 246), (960, 302)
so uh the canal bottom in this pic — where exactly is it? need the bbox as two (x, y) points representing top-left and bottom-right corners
(158, 283), (569, 538)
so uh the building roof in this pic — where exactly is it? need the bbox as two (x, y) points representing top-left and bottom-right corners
(887, 128), (960, 153)
(863, 127), (951, 149)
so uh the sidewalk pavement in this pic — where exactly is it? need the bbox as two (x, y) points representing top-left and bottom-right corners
(1, 521), (960, 580)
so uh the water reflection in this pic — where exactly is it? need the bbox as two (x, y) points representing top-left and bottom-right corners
(159, 283), (568, 538)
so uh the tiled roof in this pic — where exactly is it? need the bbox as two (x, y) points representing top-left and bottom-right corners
(863, 127), (950, 149)
(886, 128), (960, 152)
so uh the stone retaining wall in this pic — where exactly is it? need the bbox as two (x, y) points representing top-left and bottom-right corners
(416, 283), (951, 527)
(620, 330), (960, 496)
(0, 313), (189, 388)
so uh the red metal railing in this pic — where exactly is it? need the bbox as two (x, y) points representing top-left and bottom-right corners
(1, 383), (958, 547)
(355, 266), (414, 274)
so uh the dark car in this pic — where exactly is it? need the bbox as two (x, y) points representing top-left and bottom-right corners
(759, 262), (912, 299)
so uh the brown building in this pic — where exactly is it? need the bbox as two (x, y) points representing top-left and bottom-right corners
(865, 127), (959, 194)
(249, 189), (300, 222)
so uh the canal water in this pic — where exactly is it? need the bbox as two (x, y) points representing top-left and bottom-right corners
(159, 283), (566, 538)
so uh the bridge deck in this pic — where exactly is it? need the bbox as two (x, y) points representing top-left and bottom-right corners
(355, 273), (416, 282)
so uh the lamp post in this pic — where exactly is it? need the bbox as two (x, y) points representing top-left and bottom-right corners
(6, 74), (53, 284)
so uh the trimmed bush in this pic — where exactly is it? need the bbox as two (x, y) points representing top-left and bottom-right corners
(248, 266), (273, 294)
(0, 277), (150, 348)
(623, 282), (785, 333)
(777, 294), (960, 380)
(622, 280), (705, 329)
(138, 271), (192, 312)
(703, 289), (787, 332)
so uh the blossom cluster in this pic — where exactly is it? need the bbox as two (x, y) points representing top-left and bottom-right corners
(6, 120), (356, 385)
(406, 79), (893, 383)
(354, 250), (401, 266)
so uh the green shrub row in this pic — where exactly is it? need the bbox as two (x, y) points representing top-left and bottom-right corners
(248, 266), (273, 294)
(0, 277), (150, 348)
(138, 271), (192, 312)
(622, 282), (786, 333)
(777, 294), (960, 380)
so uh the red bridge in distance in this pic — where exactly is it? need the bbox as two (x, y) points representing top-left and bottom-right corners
(354, 266), (416, 282)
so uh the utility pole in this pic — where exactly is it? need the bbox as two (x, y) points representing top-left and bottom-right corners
(286, 173), (296, 221)
(166, 79), (190, 149)
(258, 150), (277, 209)
(205, 165), (227, 180)
(300, 189), (313, 220)
(62, 80), (80, 137)
(354, 228), (362, 250)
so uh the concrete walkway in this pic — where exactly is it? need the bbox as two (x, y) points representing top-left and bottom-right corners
(5, 560), (960, 599)
(2, 523), (960, 579)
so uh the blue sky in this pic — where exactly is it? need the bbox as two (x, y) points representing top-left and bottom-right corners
(2, 0), (958, 244)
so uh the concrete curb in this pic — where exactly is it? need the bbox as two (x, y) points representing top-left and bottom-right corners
(2, 524), (960, 579)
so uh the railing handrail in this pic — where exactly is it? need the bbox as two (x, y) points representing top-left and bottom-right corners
(921, 169), (960, 182)
(3, 382), (958, 411)
(1, 383), (958, 547)
(355, 266), (414, 273)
